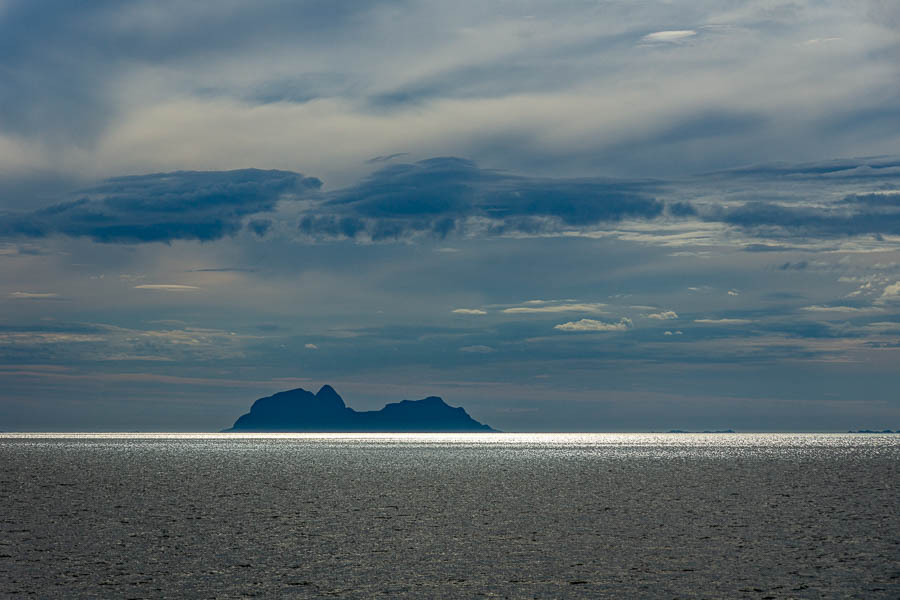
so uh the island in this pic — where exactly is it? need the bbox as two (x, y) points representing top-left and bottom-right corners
(667, 429), (736, 434)
(225, 384), (497, 432)
(848, 429), (896, 433)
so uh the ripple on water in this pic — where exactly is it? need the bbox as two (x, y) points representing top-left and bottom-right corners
(1, 433), (898, 598)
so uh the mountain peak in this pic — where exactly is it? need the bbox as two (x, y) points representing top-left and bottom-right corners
(315, 384), (345, 407)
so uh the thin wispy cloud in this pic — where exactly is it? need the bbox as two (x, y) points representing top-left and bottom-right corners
(694, 319), (753, 325)
(801, 305), (875, 313)
(134, 284), (202, 292)
(503, 303), (606, 314)
(460, 345), (495, 353)
(9, 291), (59, 299)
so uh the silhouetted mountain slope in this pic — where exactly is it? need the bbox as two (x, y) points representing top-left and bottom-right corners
(227, 385), (496, 432)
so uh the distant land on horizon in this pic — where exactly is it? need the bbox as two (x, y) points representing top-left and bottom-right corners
(226, 385), (497, 432)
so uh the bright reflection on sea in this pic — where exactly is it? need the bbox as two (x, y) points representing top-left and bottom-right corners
(2, 432), (898, 597)
(2, 432), (895, 459)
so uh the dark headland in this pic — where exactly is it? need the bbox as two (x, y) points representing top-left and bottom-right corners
(226, 385), (497, 432)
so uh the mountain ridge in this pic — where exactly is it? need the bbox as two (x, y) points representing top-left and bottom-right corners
(226, 385), (497, 432)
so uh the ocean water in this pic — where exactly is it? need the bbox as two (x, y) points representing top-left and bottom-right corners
(1, 433), (898, 598)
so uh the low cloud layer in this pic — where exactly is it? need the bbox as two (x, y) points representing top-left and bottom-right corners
(2, 156), (898, 248)
(0, 169), (319, 243)
(299, 157), (663, 241)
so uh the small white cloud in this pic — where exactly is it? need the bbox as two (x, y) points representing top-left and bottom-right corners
(554, 318), (632, 332)
(694, 318), (752, 325)
(134, 284), (201, 292)
(664, 330), (673, 336)
(435, 247), (460, 253)
(460, 345), (495, 353)
(642, 30), (696, 43)
(727, 290), (740, 296)
(504, 303), (606, 314)
(304, 343), (318, 350)
(876, 282), (900, 304)
(646, 310), (678, 320)
(452, 308), (487, 315)
(9, 292), (59, 299)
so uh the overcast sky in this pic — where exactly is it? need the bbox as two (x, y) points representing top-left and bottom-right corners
(1, 0), (899, 431)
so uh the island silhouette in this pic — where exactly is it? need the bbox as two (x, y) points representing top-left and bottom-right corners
(226, 385), (497, 432)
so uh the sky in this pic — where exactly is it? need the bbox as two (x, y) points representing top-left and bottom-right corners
(1, 0), (899, 431)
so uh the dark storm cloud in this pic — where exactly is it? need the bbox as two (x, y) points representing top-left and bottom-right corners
(742, 244), (805, 252)
(0, 169), (319, 243)
(839, 192), (900, 207)
(713, 201), (900, 238)
(778, 261), (809, 271)
(690, 157), (900, 238)
(300, 157), (665, 240)
(247, 219), (273, 237)
(667, 202), (697, 217)
(366, 153), (410, 164)
(709, 156), (900, 180)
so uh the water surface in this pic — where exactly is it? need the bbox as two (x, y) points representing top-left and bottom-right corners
(1, 433), (898, 597)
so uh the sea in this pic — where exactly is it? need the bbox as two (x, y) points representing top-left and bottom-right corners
(1, 433), (898, 598)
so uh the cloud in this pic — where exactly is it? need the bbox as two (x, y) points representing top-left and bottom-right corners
(713, 157), (900, 180)
(694, 318), (752, 325)
(0, 169), (320, 243)
(876, 282), (900, 304)
(689, 158), (900, 241)
(802, 38), (842, 45)
(663, 330), (683, 336)
(645, 310), (678, 320)
(778, 261), (809, 270)
(641, 30), (696, 43)
(305, 343), (319, 350)
(247, 219), (272, 237)
(0, 321), (255, 362)
(727, 290), (740, 296)
(9, 291), (60, 299)
(459, 345), (495, 353)
(185, 267), (258, 273)
(554, 318), (632, 332)
(503, 302), (606, 314)
(366, 153), (409, 164)
(134, 284), (201, 292)
(801, 305), (873, 313)
(298, 157), (664, 241)
(452, 308), (487, 315)
(714, 201), (900, 238)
